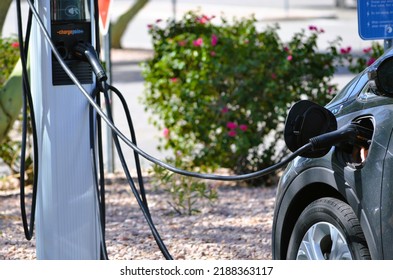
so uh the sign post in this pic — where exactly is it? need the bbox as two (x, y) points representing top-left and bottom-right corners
(98, 0), (112, 36)
(98, 0), (114, 173)
(358, 0), (393, 50)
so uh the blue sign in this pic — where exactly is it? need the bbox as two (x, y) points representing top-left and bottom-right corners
(358, 0), (393, 40)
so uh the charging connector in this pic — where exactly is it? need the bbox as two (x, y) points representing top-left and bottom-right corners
(309, 123), (373, 152)
(73, 42), (107, 82)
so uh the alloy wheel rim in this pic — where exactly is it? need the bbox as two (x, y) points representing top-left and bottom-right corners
(296, 222), (352, 260)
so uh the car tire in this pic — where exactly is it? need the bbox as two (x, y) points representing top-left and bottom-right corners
(286, 197), (371, 260)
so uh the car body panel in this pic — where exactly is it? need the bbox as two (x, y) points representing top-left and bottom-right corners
(272, 48), (393, 260)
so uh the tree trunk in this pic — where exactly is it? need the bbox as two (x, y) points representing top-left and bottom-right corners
(0, 0), (13, 36)
(111, 0), (149, 49)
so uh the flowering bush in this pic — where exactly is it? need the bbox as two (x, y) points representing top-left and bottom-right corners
(141, 11), (346, 190)
(345, 41), (384, 74)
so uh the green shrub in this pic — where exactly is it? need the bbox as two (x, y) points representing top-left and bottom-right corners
(150, 153), (218, 216)
(141, 11), (344, 192)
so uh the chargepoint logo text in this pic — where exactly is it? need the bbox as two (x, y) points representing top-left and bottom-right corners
(56, 29), (84, 36)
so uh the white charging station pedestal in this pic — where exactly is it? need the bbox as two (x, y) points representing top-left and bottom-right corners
(30, 0), (101, 259)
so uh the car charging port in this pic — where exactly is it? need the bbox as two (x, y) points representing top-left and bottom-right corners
(337, 117), (374, 168)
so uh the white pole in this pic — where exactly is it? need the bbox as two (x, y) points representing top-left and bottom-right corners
(30, 0), (100, 259)
(104, 25), (114, 173)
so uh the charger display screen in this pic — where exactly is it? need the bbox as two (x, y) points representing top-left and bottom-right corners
(51, 0), (90, 22)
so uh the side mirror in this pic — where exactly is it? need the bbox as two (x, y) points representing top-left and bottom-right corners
(284, 100), (337, 158)
(368, 55), (393, 96)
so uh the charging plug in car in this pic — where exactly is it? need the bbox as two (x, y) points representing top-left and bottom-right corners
(284, 100), (373, 158)
(73, 42), (107, 82)
(308, 123), (373, 152)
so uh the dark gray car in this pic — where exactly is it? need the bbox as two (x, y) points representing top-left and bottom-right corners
(272, 47), (393, 260)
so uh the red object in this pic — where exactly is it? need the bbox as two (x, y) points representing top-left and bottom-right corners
(98, 0), (112, 34)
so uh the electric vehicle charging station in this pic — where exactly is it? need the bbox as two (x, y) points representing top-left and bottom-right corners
(30, 0), (101, 259)
(15, 0), (379, 261)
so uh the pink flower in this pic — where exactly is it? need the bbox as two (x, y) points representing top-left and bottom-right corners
(196, 15), (209, 24)
(210, 51), (216, 57)
(11, 42), (19, 48)
(239, 124), (248, 132)
(284, 46), (290, 53)
(163, 128), (170, 139)
(211, 34), (218, 46)
(367, 57), (376, 66)
(226, 122), (237, 130)
(340, 46), (352, 54)
(363, 47), (372, 54)
(287, 55), (293, 61)
(228, 130), (237, 137)
(309, 25), (324, 33)
(193, 38), (203, 47)
(178, 40), (187, 47)
(170, 77), (179, 83)
(221, 107), (229, 114)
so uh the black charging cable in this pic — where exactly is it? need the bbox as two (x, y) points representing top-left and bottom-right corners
(103, 84), (151, 213)
(101, 82), (173, 260)
(90, 83), (173, 260)
(16, 0), (39, 241)
(89, 88), (110, 260)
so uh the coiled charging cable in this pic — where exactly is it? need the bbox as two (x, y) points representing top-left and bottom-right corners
(16, 0), (39, 241)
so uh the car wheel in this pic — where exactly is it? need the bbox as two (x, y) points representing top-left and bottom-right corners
(286, 197), (371, 260)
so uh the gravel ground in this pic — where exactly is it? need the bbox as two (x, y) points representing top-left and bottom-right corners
(0, 173), (276, 260)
